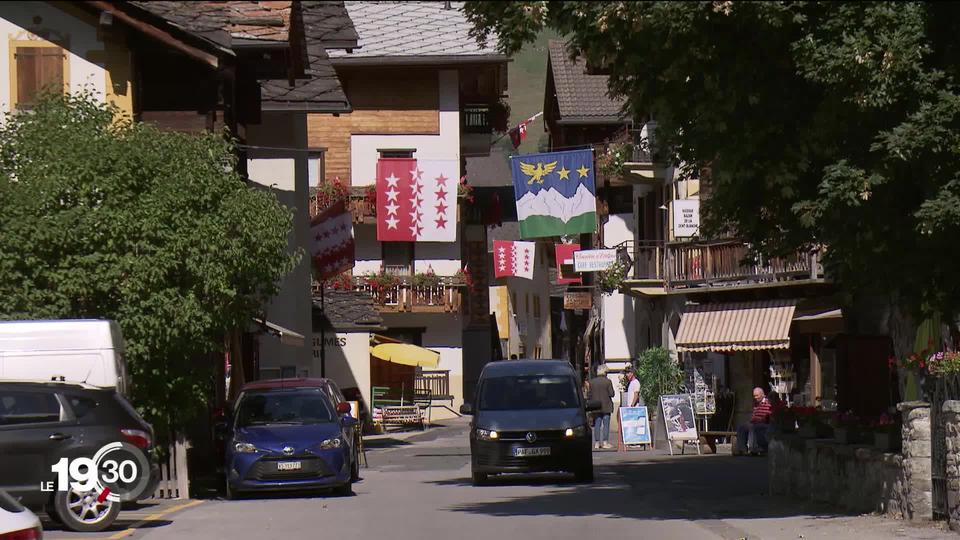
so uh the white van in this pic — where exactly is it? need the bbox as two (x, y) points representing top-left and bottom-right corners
(0, 319), (129, 394)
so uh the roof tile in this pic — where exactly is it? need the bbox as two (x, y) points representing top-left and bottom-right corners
(328, 1), (499, 58)
(547, 40), (626, 122)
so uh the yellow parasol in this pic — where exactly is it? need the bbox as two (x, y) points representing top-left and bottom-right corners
(370, 343), (440, 368)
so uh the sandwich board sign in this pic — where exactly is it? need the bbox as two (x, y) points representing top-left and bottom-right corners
(618, 406), (652, 448)
(660, 393), (701, 455)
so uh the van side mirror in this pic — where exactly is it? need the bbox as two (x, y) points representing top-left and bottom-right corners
(459, 403), (474, 415)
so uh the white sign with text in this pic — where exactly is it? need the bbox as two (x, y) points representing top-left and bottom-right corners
(573, 249), (617, 272)
(671, 199), (700, 237)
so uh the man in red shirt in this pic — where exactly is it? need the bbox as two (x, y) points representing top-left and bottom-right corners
(736, 387), (773, 455)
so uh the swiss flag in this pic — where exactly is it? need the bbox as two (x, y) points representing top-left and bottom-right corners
(493, 240), (535, 280)
(376, 158), (458, 242)
(310, 200), (355, 280)
(555, 243), (582, 285)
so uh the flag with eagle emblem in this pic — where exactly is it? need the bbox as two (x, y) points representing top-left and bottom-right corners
(510, 149), (596, 238)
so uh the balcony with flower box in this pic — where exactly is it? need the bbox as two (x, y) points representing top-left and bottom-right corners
(620, 238), (825, 296)
(316, 272), (466, 314)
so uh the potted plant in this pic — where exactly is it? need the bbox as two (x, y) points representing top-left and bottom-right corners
(326, 272), (354, 291)
(412, 268), (440, 288)
(832, 410), (865, 444)
(598, 260), (628, 295)
(871, 412), (901, 452)
(365, 269), (400, 291)
(313, 177), (350, 213)
(596, 141), (632, 180)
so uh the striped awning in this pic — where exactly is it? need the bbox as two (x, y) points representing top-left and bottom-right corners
(675, 300), (797, 352)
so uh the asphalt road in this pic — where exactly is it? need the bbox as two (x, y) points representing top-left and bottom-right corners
(44, 420), (953, 540)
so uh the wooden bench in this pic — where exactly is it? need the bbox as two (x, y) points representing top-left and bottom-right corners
(699, 431), (737, 454)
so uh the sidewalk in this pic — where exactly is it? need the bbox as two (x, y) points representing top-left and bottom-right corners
(363, 416), (471, 450)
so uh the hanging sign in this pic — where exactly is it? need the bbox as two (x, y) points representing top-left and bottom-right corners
(671, 199), (700, 237)
(563, 291), (592, 310)
(573, 249), (617, 272)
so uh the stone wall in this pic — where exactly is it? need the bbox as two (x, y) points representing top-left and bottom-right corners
(769, 401), (932, 519)
(899, 401), (933, 520)
(769, 435), (905, 515)
(943, 400), (960, 528)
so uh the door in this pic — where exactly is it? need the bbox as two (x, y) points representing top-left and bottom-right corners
(0, 389), (77, 505)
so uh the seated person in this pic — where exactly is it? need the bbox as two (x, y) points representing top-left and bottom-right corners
(736, 387), (773, 455)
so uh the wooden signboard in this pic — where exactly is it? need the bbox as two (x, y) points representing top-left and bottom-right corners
(564, 291), (593, 310)
(660, 394), (701, 455)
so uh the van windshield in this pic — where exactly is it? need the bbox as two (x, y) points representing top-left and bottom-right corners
(236, 390), (335, 427)
(477, 375), (580, 411)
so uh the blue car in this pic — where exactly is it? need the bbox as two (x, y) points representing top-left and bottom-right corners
(223, 378), (359, 499)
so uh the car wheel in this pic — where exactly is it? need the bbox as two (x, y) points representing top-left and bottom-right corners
(471, 469), (488, 486)
(333, 480), (353, 496)
(574, 464), (594, 484)
(225, 478), (240, 500)
(53, 487), (120, 532)
(350, 448), (360, 482)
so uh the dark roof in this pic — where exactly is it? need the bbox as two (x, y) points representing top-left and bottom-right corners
(313, 289), (384, 332)
(480, 359), (575, 377)
(547, 40), (627, 125)
(260, 2), (353, 112)
(129, 1), (295, 46)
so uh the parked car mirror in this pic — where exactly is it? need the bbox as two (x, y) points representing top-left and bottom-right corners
(459, 403), (473, 415)
(341, 415), (359, 428)
(584, 399), (602, 412)
(336, 402), (351, 415)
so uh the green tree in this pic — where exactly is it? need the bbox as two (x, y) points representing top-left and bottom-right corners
(0, 93), (296, 439)
(632, 347), (684, 411)
(465, 2), (960, 367)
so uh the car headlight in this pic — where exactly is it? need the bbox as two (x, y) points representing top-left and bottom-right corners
(476, 428), (499, 441)
(234, 441), (259, 453)
(320, 437), (343, 449)
(565, 425), (588, 438)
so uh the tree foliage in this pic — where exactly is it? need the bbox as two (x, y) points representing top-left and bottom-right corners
(465, 1), (960, 325)
(0, 93), (297, 439)
(632, 347), (684, 411)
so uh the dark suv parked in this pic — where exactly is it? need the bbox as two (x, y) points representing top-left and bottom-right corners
(0, 381), (160, 532)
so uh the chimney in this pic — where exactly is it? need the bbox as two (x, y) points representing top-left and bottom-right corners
(444, 1), (451, 9)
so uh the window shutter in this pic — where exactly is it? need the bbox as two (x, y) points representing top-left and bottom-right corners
(16, 47), (64, 108)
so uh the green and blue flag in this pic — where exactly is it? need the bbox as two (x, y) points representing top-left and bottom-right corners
(510, 149), (596, 238)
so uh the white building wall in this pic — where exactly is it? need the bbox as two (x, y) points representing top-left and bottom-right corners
(314, 332), (371, 408)
(1, 6), (108, 116)
(349, 70), (460, 187)
(246, 112), (313, 374)
(603, 213), (637, 361)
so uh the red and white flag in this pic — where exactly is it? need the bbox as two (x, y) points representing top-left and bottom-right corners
(493, 240), (535, 280)
(376, 158), (458, 242)
(310, 200), (355, 280)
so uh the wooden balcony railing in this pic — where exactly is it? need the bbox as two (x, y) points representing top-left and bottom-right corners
(620, 238), (823, 289)
(415, 369), (453, 401)
(352, 276), (464, 313)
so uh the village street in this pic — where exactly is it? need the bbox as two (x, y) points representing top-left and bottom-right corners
(41, 420), (950, 540)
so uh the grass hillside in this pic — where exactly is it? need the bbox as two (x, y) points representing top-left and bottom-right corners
(498, 29), (561, 156)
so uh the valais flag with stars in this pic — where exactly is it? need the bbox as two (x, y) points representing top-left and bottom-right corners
(493, 240), (535, 280)
(376, 158), (458, 242)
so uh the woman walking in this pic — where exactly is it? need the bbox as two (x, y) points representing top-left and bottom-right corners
(588, 365), (616, 449)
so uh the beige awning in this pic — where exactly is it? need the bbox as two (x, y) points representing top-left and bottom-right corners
(675, 300), (797, 352)
(253, 318), (305, 348)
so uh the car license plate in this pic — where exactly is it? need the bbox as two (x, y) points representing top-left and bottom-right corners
(277, 461), (302, 471)
(513, 447), (550, 457)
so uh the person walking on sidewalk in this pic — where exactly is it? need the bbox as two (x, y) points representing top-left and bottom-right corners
(588, 365), (616, 449)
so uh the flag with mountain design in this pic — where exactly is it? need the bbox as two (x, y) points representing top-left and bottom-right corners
(510, 149), (596, 238)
